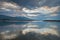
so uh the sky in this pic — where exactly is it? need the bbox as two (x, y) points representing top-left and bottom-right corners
(0, 0), (60, 20)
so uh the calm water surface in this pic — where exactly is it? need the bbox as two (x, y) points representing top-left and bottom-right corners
(0, 21), (60, 31)
(0, 21), (60, 40)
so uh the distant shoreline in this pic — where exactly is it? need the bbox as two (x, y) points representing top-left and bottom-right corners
(0, 20), (60, 22)
(43, 20), (60, 22)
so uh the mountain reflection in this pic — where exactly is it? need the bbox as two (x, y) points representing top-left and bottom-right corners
(0, 22), (28, 26)
(0, 22), (29, 32)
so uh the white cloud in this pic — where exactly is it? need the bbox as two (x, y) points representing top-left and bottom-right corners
(0, 2), (20, 9)
(23, 6), (59, 14)
(49, 14), (58, 16)
(26, 14), (39, 16)
(0, 2), (25, 17)
(0, 8), (11, 11)
(0, 2), (22, 12)
(0, 2), (60, 18)
(45, 13), (58, 17)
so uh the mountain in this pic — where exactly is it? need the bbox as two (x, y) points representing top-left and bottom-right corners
(0, 15), (32, 21)
(43, 20), (60, 22)
(0, 15), (12, 20)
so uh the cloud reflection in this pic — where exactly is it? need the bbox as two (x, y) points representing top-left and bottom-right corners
(23, 28), (59, 36)
(0, 28), (60, 40)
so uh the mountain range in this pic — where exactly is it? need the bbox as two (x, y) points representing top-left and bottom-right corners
(0, 15), (32, 21)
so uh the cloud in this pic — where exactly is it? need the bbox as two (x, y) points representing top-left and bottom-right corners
(0, 1), (22, 12)
(0, 8), (11, 11)
(49, 14), (58, 16)
(23, 6), (59, 14)
(0, 2), (39, 17)
(45, 14), (58, 18)
(0, 0), (60, 20)
(26, 14), (39, 17)
(0, 2), (24, 17)
(0, 2), (20, 9)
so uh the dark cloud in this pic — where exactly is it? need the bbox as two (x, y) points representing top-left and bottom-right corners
(9, 0), (60, 8)
(41, 0), (60, 7)
(0, 0), (39, 9)
(10, 0), (39, 9)
(0, 0), (60, 9)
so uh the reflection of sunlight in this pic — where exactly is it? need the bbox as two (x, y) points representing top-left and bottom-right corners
(23, 28), (59, 36)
